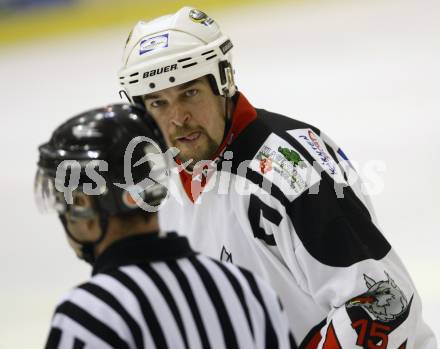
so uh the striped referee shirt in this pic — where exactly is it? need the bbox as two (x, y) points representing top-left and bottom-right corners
(45, 232), (296, 349)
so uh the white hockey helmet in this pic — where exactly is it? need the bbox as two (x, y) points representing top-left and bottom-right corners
(118, 7), (236, 104)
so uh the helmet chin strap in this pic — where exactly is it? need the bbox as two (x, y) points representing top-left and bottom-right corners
(58, 211), (109, 266)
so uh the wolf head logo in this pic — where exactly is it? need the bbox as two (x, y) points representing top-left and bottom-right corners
(346, 272), (409, 322)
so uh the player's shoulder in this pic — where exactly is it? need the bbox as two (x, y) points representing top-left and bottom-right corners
(256, 108), (320, 135)
(230, 108), (323, 160)
(225, 107), (349, 207)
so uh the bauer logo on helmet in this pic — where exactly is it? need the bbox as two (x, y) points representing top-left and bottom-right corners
(143, 64), (178, 79)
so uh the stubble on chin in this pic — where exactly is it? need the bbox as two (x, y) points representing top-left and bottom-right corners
(174, 134), (219, 171)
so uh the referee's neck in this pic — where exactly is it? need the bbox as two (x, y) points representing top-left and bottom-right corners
(94, 213), (160, 258)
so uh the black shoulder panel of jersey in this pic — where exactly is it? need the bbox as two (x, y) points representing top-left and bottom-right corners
(225, 108), (319, 165)
(223, 109), (391, 268)
(256, 108), (322, 135)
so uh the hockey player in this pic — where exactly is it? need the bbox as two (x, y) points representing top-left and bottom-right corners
(117, 7), (436, 348)
(35, 104), (295, 348)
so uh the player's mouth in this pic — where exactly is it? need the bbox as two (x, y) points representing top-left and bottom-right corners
(175, 131), (201, 143)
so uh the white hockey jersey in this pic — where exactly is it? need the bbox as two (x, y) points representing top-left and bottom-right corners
(159, 93), (436, 348)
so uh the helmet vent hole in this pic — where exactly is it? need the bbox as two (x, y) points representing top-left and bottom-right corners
(177, 57), (192, 63)
(129, 72), (139, 77)
(201, 50), (214, 56)
(119, 76), (125, 80)
(169, 77), (175, 83)
(129, 80), (139, 84)
(149, 83), (156, 88)
(205, 54), (217, 61)
(182, 62), (198, 69)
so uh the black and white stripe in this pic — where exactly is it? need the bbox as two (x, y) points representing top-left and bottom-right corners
(45, 254), (295, 349)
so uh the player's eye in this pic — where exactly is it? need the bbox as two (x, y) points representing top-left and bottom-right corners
(184, 89), (198, 97)
(150, 100), (167, 108)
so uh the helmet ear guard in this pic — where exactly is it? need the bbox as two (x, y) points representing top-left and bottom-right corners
(218, 60), (235, 97)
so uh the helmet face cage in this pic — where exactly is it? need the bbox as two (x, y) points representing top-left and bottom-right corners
(34, 169), (97, 220)
(118, 7), (236, 103)
(34, 168), (66, 215)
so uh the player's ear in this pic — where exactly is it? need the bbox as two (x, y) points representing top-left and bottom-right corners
(71, 192), (90, 208)
(81, 193), (95, 208)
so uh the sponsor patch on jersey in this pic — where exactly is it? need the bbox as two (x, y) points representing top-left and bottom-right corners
(139, 33), (169, 55)
(249, 133), (320, 198)
(287, 129), (346, 183)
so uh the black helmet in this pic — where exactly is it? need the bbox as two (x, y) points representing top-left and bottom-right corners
(35, 103), (168, 263)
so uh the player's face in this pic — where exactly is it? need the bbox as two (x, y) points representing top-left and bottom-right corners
(143, 77), (226, 169)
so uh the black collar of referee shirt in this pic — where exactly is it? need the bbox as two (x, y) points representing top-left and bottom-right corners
(92, 232), (197, 276)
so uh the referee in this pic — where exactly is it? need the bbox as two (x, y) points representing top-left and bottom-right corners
(35, 104), (296, 349)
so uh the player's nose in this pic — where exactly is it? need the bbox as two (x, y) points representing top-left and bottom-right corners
(170, 103), (190, 127)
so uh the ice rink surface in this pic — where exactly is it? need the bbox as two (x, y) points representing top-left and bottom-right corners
(1, 0), (439, 346)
